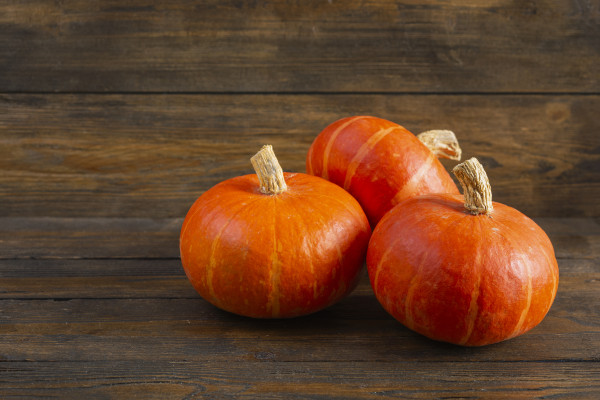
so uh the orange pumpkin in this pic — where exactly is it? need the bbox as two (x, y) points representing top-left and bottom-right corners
(367, 158), (559, 346)
(306, 116), (461, 226)
(180, 145), (371, 318)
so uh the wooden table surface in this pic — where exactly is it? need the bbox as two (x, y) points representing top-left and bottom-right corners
(1, 1), (599, 398)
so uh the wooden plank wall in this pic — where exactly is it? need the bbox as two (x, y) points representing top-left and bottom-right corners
(1, 0), (598, 219)
(1, 2), (599, 398)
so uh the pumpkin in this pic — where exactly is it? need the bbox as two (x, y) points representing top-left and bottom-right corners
(180, 145), (371, 318)
(367, 158), (559, 346)
(306, 116), (461, 226)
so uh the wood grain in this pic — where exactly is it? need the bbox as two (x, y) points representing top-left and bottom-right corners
(0, 0), (598, 93)
(0, 281), (598, 363)
(1, 217), (597, 259)
(1, 361), (597, 400)
(0, 223), (597, 396)
(2, 94), (598, 218)
(0, 218), (181, 259)
(0, 218), (600, 388)
(1, 1), (598, 397)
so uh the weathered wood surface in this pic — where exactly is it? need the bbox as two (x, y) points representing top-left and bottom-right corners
(0, 218), (598, 398)
(2, 361), (597, 399)
(1, 0), (598, 398)
(1, 271), (598, 363)
(0, 0), (598, 93)
(1, 217), (598, 260)
(2, 94), (598, 218)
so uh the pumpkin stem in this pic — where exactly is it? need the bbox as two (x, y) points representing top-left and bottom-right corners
(452, 157), (493, 215)
(251, 145), (288, 195)
(417, 130), (462, 161)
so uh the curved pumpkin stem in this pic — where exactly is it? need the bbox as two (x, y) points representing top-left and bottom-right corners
(251, 145), (288, 195)
(417, 130), (462, 161)
(452, 157), (493, 215)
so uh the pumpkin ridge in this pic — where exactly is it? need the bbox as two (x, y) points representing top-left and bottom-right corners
(371, 206), (431, 294)
(343, 126), (400, 190)
(405, 211), (471, 340)
(458, 217), (484, 346)
(304, 193), (350, 306)
(404, 265), (422, 333)
(372, 245), (394, 298)
(267, 195), (282, 317)
(488, 215), (534, 339)
(391, 153), (436, 206)
(514, 214), (559, 301)
(322, 116), (363, 180)
(535, 231), (558, 295)
(416, 214), (471, 341)
(539, 238), (559, 303)
(307, 192), (368, 226)
(326, 234), (347, 305)
(511, 257), (533, 339)
(285, 196), (317, 301)
(206, 197), (264, 307)
(180, 186), (237, 242)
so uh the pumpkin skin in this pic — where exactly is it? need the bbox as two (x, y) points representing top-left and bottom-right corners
(306, 116), (459, 226)
(180, 172), (371, 318)
(367, 193), (559, 346)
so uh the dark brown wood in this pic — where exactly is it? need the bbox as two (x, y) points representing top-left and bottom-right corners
(0, 219), (598, 367)
(2, 94), (599, 219)
(1, 361), (597, 399)
(0, 0), (598, 93)
(1, 1), (598, 397)
(1, 217), (598, 259)
(1, 273), (598, 363)
(0, 218), (181, 259)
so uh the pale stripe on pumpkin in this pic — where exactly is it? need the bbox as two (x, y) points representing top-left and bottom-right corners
(490, 217), (536, 340)
(512, 263), (533, 338)
(391, 153), (436, 206)
(207, 220), (233, 306)
(459, 224), (484, 345)
(321, 116), (363, 180)
(310, 192), (370, 227)
(206, 198), (262, 309)
(286, 195), (317, 300)
(403, 274), (419, 332)
(266, 198), (282, 318)
(372, 246), (395, 298)
(536, 230), (559, 305)
(459, 278), (481, 345)
(343, 126), (400, 190)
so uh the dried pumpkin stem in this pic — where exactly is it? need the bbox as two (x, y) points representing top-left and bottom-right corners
(417, 130), (462, 161)
(452, 157), (493, 215)
(251, 145), (288, 195)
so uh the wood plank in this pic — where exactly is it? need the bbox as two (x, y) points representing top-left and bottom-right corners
(0, 255), (596, 278)
(0, 256), (597, 299)
(0, 361), (598, 399)
(0, 1), (597, 93)
(0, 308), (597, 363)
(0, 319), (597, 364)
(0, 258), (183, 278)
(1, 94), (599, 218)
(0, 261), (598, 362)
(0, 218), (181, 259)
(0, 217), (595, 260)
(1, 217), (597, 259)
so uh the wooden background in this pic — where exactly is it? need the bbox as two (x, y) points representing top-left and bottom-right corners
(1, 1), (599, 398)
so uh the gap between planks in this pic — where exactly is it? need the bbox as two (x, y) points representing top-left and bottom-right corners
(1, 91), (600, 96)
